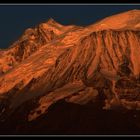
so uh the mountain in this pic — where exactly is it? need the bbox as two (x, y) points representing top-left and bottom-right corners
(0, 18), (76, 74)
(1, 9), (140, 134)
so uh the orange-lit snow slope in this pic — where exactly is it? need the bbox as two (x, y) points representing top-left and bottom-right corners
(1, 9), (140, 121)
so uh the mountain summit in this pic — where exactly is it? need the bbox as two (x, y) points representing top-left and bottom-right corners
(46, 18), (62, 26)
(89, 9), (140, 30)
(1, 9), (140, 134)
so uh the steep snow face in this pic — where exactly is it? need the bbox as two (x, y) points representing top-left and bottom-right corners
(1, 9), (140, 75)
(0, 18), (76, 74)
(1, 10), (140, 121)
(1, 29), (140, 120)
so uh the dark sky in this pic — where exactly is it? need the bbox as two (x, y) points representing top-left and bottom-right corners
(0, 4), (140, 49)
